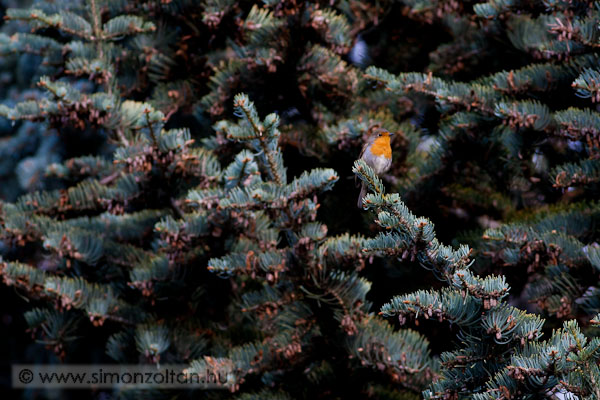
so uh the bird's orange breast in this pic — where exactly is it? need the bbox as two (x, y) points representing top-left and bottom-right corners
(370, 136), (391, 159)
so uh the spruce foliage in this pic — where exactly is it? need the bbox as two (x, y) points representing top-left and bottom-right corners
(2, 0), (600, 399)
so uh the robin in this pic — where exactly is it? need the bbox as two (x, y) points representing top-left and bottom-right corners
(356, 127), (393, 208)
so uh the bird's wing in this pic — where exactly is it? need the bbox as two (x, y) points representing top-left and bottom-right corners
(358, 140), (368, 159)
(355, 141), (369, 187)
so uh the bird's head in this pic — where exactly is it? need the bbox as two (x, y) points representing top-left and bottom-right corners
(366, 128), (393, 159)
(367, 128), (393, 144)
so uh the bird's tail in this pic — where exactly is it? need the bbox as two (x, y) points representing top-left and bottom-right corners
(357, 182), (367, 208)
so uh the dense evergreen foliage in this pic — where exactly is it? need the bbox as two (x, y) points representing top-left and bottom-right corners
(1, 0), (600, 398)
